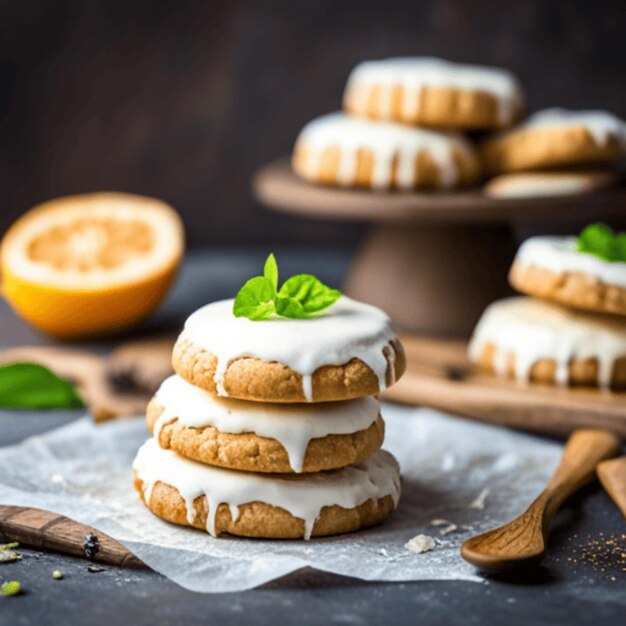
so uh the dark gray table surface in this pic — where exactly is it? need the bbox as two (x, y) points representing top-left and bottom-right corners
(1, 248), (625, 626)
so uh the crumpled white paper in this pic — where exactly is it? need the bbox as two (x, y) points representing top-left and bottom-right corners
(0, 405), (561, 592)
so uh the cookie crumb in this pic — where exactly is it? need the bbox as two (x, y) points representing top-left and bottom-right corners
(0, 551), (21, 563)
(430, 518), (458, 535)
(405, 534), (436, 554)
(470, 488), (490, 510)
(51, 474), (65, 485)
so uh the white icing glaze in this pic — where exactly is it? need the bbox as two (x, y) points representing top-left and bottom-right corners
(181, 296), (398, 402)
(468, 297), (626, 387)
(484, 172), (616, 199)
(153, 375), (381, 472)
(515, 236), (626, 289)
(345, 57), (523, 125)
(295, 112), (473, 189)
(521, 108), (626, 148)
(133, 438), (401, 539)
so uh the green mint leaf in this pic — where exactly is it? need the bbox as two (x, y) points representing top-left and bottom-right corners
(0, 363), (85, 410)
(232, 254), (342, 320)
(233, 276), (276, 320)
(577, 223), (618, 262)
(277, 274), (342, 317)
(615, 233), (626, 263)
(263, 253), (278, 294)
(275, 296), (308, 319)
(1, 581), (21, 596)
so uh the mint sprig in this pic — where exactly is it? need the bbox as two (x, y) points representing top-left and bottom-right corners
(233, 253), (341, 320)
(577, 223), (626, 263)
(0, 363), (85, 410)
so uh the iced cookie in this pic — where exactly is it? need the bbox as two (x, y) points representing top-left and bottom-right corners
(483, 170), (619, 199)
(147, 375), (385, 473)
(292, 112), (480, 190)
(509, 236), (626, 316)
(133, 439), (401, 539)
(343, 57), (523, 130)
(172, 297), (405, 403)
(481, 108), (626, 174)
(469, 297), (626, 389)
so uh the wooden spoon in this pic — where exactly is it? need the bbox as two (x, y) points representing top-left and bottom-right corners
(597, 456), (626, 519)
(461, 429), (621, 572)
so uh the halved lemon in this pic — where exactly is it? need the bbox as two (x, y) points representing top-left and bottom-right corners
(1, 192), (185, 339)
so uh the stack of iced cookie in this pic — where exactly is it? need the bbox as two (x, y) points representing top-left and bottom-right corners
(292, 57), (525, 191)
(469, 223), (626, 389)
(481, 108), (626, 199)
(290, 56), (626, 199)
(133, 259), (406, 539)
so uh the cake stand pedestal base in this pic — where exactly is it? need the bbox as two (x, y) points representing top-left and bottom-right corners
(345, 222), (516, 336)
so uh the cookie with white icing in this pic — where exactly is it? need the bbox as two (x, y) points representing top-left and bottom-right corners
(481, 108), (626, 174)
(133, 439), (401, 539)
(509, 236), (626, 316)
(343, 57), (524, 130)
(483, 170), (619, 199)
(147, 376), (385, 473)
(292, 112), (480, 190)
(172, 297), (405, 403)
(469, 297), (626, 389)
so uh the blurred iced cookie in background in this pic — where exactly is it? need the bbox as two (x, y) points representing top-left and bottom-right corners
(292, 112), (480, 190)
(509, 225), (626, 316)
(343, 57), (524, 129)
(469, 296), (626, 389)
(483, 170), (620, 199)
(480, 108), (626, 175)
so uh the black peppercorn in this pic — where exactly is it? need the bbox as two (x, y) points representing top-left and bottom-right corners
(83, 533), (100, 559)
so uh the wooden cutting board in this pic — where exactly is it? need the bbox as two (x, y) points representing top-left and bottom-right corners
(384, 335), (626, 437)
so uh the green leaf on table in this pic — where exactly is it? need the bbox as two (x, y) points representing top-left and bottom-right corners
(577, 223), (626, 262)
(0, 363), (85, 410)
(232, 253), (342, 321)
(233, 276), (276, 320)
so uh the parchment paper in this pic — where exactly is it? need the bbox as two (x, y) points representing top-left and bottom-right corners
(0, 405), (561, 592)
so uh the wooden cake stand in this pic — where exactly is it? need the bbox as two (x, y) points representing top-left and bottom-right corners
(254, 158), (626, 336)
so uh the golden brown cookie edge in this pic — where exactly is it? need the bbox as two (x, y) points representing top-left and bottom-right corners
(134, 473), (397, 539)
(344, 84), (522, 130)
(472, 341), (626, 389)
(147, 399), (386, 473)
(172, 334), (406, 402)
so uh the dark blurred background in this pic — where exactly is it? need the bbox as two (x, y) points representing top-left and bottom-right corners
(2, 0), (625, 248)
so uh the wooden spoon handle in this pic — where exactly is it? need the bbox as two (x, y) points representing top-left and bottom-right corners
(545, 429), (621, 513)
(597, 457), (626, 519)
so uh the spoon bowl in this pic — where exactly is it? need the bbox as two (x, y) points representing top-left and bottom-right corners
(461, 429), (620, 572)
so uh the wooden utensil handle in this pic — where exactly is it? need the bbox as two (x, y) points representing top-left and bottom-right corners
(546, 429), (621, 509)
